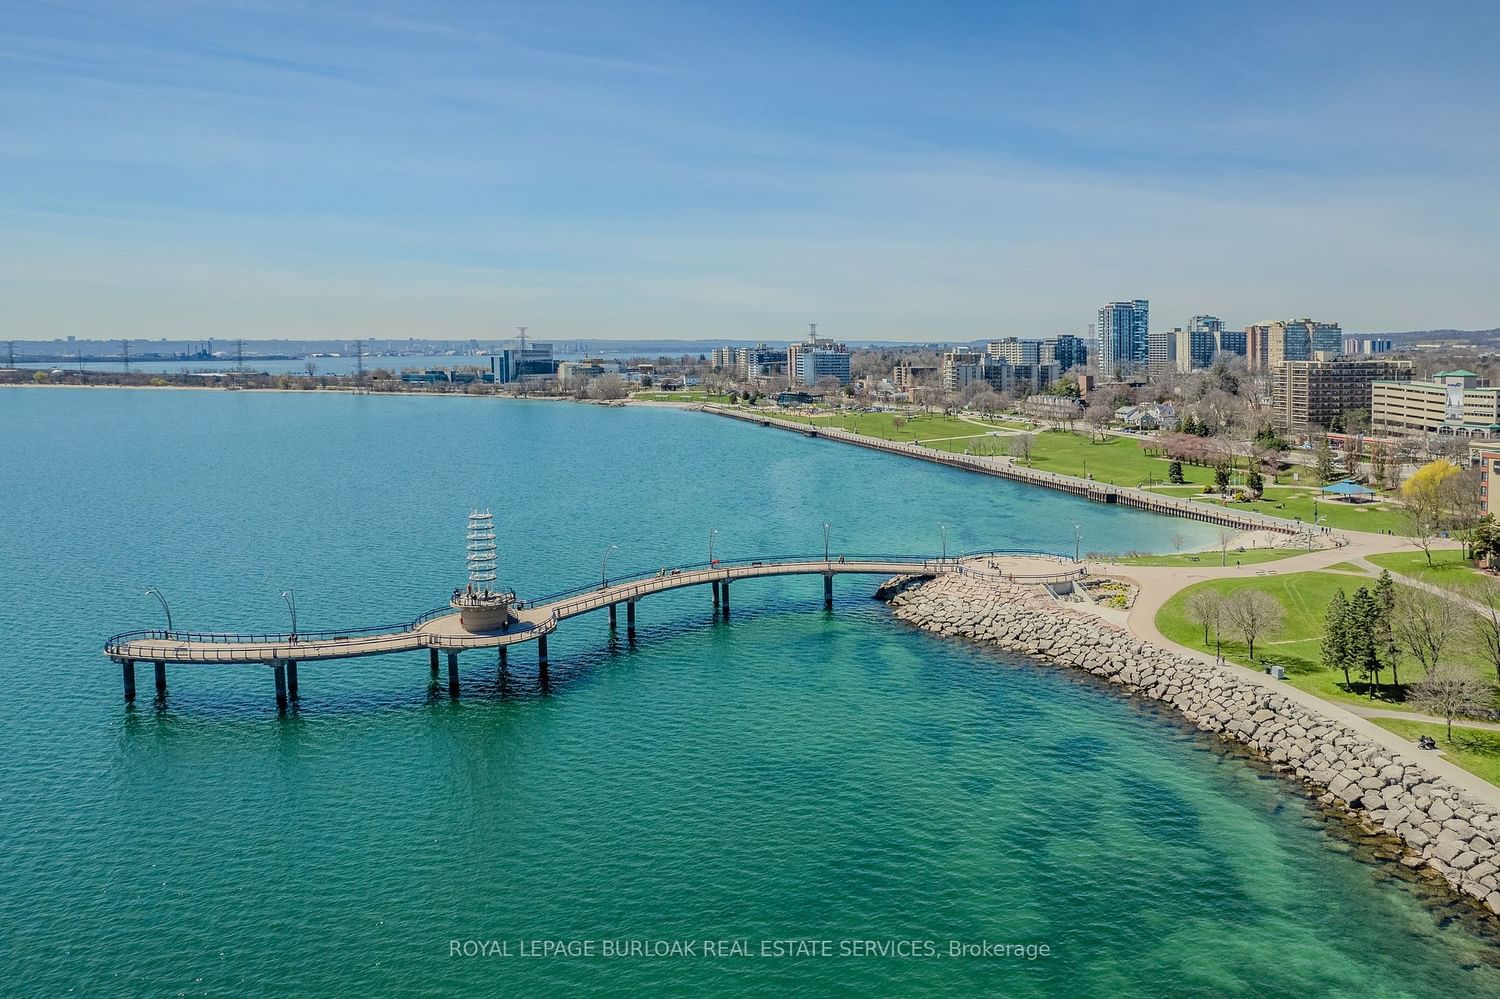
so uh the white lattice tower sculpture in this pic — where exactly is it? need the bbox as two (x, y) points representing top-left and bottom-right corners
(466, 509), (497, 591)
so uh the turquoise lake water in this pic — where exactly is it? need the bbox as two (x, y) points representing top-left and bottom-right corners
(3, 387), (1500, 996)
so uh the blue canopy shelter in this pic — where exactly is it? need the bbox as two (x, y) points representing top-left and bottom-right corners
(1321, 480), (1376, 503)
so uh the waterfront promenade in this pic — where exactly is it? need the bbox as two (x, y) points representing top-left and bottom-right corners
(701, 405), (1320, 538)
(105, 551), (1082, 707)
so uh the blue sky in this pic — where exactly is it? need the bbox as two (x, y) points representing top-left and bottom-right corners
(3, 0), (1497, 341)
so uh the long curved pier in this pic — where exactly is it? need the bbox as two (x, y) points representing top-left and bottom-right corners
(104, 551), (1083, 709)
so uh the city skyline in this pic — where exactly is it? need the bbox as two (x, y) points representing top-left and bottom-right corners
(5, 1), (1498, 340)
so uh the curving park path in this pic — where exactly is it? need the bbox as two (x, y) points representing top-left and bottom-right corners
(105, 552), (1084, 709)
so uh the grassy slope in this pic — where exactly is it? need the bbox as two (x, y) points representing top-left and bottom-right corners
(1371, 717), (1500, 787)
(1156, 572), (1498, 713)
(1367, 549), (1486, 596)
(1114, 548), (1310, 567)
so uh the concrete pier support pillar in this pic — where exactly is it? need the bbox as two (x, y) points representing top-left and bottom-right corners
(824, 573), (834, 611)
(626, 601), (637, 638)
(721, 583), (729, 617)
(121, 660), (136, 703)
(286, 661), (299, 701)
(609, 603), (617, 630)
(154, 661), (167, 697)
(429, 647), (440, 682)
(272, 660), (288, 710)
(498, 646), (508, 669)
(447, 651), (460, 697)
(537, 634), (549, 665)
(712, 580), (721, 608)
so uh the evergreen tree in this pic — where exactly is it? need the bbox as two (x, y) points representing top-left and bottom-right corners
(1329, 413), (1345, 434)
(1246, 469), (1264, 497)
(1349, 587), (1383, 694)
(1214, 466), (1230, 495)
(1314, 434), (1337, 484)
(1373, 570), (1400, 686)
(1168, 460), (1185, 485)
(1322, 589), (1351, 687)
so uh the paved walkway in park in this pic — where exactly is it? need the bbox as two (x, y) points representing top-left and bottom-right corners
(1093, 532), (1500, 806)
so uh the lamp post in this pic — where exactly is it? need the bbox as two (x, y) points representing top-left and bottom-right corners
(280, 590), (298, 640)
(1073, 524), (1082, 562)
(145, 587), (172, 634)
(823, 523), (831, 562)
(601, 544), (619, 588)
(940, 523), (948, 562)
(709, 528), (718, 565)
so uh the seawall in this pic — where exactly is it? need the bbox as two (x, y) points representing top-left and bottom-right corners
(886, 571), (1500, 916)
(701, 405), (1307, 537)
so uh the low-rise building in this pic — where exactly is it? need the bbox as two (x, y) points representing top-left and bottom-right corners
(1372, 370), (1500, 437)
(1270, 356), (1413, 434)
(1470, 443), (1500, 515)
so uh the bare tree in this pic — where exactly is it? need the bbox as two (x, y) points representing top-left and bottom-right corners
(1084, 403), (1112, 442)
(1392, 584), (1460, 682)
(1409, 664), (1490, 741)
(1224, 590), (1284, 661)
(1007, 433), (1035, 465)
(1185, 590), (1225, 647)
(1465, 577), (1500, 684)
(1217, 527), (1237, 567)
(1171, 531), (1186, 554)
(589, 373), (628, 400)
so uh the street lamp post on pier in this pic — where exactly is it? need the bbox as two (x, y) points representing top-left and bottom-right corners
(601, 544), (619, 588)
(280, 590), (298, 641)
(145, 587), (172, 634)
(709, 528), (718, 565)
(940, 524), (948, 562)
(823, 523), (831, 562)
(1073, 524), (1082, 562)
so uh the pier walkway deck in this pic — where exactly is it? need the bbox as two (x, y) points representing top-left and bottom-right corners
(104, 552), (1083, 707)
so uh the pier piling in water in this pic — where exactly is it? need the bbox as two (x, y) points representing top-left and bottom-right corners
(153, 661), (167, 697)
(272, 660), (287, 710)
(429, 648), (439, 682)
(286, 661), (299, 700)
(824, 574), (834, 610)
(626, 601), (637, 638)
(447, 651), (459, 697)
(712, 581), (721, 608)
(721, 583), (729, 617)
(538, 634), (549, 666)
(609, 603), (617, 630)
(121, 660), (136, 703)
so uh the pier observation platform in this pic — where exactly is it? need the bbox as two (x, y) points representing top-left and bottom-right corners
(104, 552), (1083, 709)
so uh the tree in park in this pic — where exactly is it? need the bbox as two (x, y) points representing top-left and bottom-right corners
(1213, 465), (1231, 496)
(1168, 460), (1185, 485)
(1322, 589), (1353, 687)
(1392, 584), (1459, 687)
(1245, 468), (1264, 498)
(1007, 433), (1035, 465)
(1372, 570), (1400, 686)
(1464, 576), (1500, 685)
(1313, 433), (1338, 484)
(1347, 587), (1384, 694)
(1185, 590), (1225, 647)
(1398, 460), (1463, 567)
(1410, 664), (1490, 741)
(1225, 590), (1284, 660)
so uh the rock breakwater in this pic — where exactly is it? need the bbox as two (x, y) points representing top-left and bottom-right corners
(888, 573), (1500, 916)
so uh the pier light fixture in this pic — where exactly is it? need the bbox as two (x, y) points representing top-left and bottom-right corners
(940, 523), (948, 562)
(1073, 524), (1082, 562)
(601, 544), (619, 588)
(145, 587), (172, 635)
(822, 523), (830, 563)
(709, 529), (718, 565)
(280, 590), (298, 641)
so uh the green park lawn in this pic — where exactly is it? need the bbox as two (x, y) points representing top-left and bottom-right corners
(775, 410), (986, 443)
(1322, 562), (1370, 574)
(1186, 487), (1408, 535)
(631, 391), (735, 403)
(1367, 549), (1487, 596)
(1022, 430), (1220, 487)
(1371, 717), (1500, 787)
(1156, 571), (1499, 714)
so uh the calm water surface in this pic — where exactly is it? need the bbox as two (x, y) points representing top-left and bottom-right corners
(2, 388), (1499, 997)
